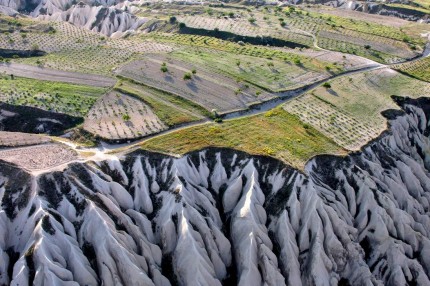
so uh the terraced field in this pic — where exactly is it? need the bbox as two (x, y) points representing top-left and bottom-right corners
(174, 5), (423, 63)
(0, 2), (428, 162)
(116, 56), (275, 112)
(84, 91), (167, 141)
(139, 33), (342, 74)
(284, 68), (430, 149)
(0, 16), (173, 75)
(170, 49), (333, 92)
(392, 56), (430, 82)
(115, 80), (209, 126)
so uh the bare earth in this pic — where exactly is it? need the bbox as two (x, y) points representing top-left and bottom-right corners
(0, 63), (116, 87)
(84, 91), (167, 140)
(0, 143), (77, 170)
(0, 131), (51, 147)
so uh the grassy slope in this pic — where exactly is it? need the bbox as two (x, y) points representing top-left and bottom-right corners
(141, 108), (344, 169)
(0, 76), (106, 116)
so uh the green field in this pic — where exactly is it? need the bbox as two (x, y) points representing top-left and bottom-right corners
(141, 108), (344, 169)
(0, 76), (106, 116)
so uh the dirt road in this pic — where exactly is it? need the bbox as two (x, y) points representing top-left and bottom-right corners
(0, 63), (116, 87)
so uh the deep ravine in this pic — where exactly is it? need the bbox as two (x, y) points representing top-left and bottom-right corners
(0, 96), (430, 286)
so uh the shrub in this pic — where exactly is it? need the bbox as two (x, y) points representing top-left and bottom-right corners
(122, 113), (131, 121)
(161, 62), (168, 73)
(179, 22), (186, 29)
(402, 36), (411, 43)
(248, 18), (256, 24)
(183, 72), (192, 80)
(364, 45), (371, 49)
(191, 69), (197, 74)
(322, 82), (331, 88)
(169, 16), (177, 24)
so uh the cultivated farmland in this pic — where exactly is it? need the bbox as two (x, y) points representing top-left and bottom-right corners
(284, 68), (430, 149)
(173, 5), (422, 63)
(116, 55), (275, 112)
(0, 16), (174, 75)
(115, 80), (208, 126)
(392, 57), (430, 82)
(170, 49), (332, 92)
(0, 75), (106, 116)
(84, 91), (167, 141)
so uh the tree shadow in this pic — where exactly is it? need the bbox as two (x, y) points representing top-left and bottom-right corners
(186, 80), (198, 93)
(164, 74), (174, 83)
(327, 89), (339, 97)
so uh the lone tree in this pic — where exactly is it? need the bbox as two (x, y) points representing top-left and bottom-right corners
(161, 62), (168, 73)
(323, 82), (331, 88)
(169, 16), (177, 24)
